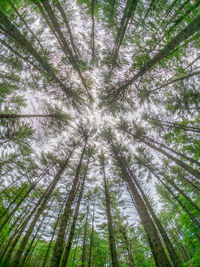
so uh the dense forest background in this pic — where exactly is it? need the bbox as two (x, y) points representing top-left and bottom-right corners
(0, 0), (199, 266)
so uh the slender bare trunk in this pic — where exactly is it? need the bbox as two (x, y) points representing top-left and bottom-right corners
(102, 163), (120, 267)
(20, 207), (50, 266)
(50, 143), (87, 267)
(126, 130), (200, 179)
(151, 70), (200, 92)
(81, 204), (89, 267)
(55, 0), (79, 58)
(61, 159), (89, 267)
(41, 201), (64, 267)
(115, 16), (200, 98)
(148, 167), (200, 234)
(91, 0), (95, 60)
(0, 113), (60, 119)
(88, 203), (95, 267)
(9, 1), (45, 54)
(0, 183), (27, 222)
(12, 150), (74, 267)
(0, 10), (73, 97)
(143, 136), (200, 166)
(119, 225), (135, 267)
(128, 169), (182, 267)
(109, 142), (171, 267)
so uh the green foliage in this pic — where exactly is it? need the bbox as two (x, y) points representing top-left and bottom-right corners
(0, 0), (199, 266)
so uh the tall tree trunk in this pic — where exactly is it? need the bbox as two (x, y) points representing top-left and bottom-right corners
(169, 229), (190, 263)
(150, 70), (200, 93)
(0, 203), (31, 258)
(39, 0), (74, 61)
(111, 0), (138, 68)
(147, 166), (200, 233)
(50, 142), (87, 267)
(128, 168), (182, 267)
(91, 0), (95, 60)
(8, 1), (45, 54)
(0, 202), (31, 242)
(88, 203), (95, 267)
(0, 113), (61, 119)
(0, 10), (73, 97)
(141, 0), (156, 24)
(119, 225), (135, 267)
(0, 177), (23, 196)
(55, 0), (79, 58)
(0, 166), (50, 231)
(0, 38), (42, 72)
(143, 135), (200, 166)
(71, 231), (81, 266)
(148, 117), (200, 133)
(102, 162), (120, 267)
(39, 0), (92, 100)
(1, 189), (49, 265)
(20, 206), (50, 267)
(41, 201), (65, 267)
(114, 15), (200, 98)
(25, 222), (48, 266)
(166, 0), (200, 37)
(127, 178), (172, 267)
(109, 142), (171, 267)
(30, 0), (62, 47)
(0, 183), (27, 222)
(61, 159), (89, 267)
(126, 130), (200, 179)
(153, 166), (200, 213)
(12, 150), (74, 267)
(81, 204), (89, 267)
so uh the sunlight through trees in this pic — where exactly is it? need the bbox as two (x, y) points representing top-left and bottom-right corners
(0, 0), (199, 266)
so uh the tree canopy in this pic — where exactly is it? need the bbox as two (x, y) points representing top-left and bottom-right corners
(0, 0), (199, 266)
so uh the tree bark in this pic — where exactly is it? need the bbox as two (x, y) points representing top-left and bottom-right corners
(39, 0), (92, 100)
(81, 204), (89, 267)
(9, 1), (46, 54)
(0, 10), (73, 97)
(142, 138), (200, 179)
(12, 150), (74, 267)
(41, 201), (65, 267)
(91, 0), (95, 60)
(0, 113), (61, 119)
(153, 166), (200, 213)
(50, 143), (87, 267)
(55, 0), (79, 58)
(0, 38), (42, 72)
(102, 162), (120, 267)
(148, 166), (200, 233)
(109, 141), (171, 267)
(61, 159), (89, 267)
(148, 117), (200, 133)
(25, 223), (48, 266)
(2, 190), (48, 265)
(125, 130), (200, 179)
(114, 15), (200, 98)
(111, 0), (138, 68)
(119, 225), (135, 267)
(20, 207), (50, 266)
(0, 203), (31, 258)
(141, 0), (156, 24)
(128, 168), (182, 267)
(143, 135), (200, 166)
(150, 70), (200, 93)
(88, 203), (95, 267)
(0, 183), (27, 222)
(0, 166), (50, 231)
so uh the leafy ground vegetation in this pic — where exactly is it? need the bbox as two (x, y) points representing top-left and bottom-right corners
(0, 0), (199, 266)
